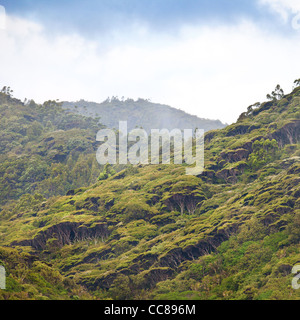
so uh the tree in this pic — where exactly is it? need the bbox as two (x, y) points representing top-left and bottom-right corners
(237, 112), (247, 122)
(238, 102), (261, 122)
(98, 163), (116, 181)
(248, 139), (278, 169)
(247, 102), (260, 115)
(162, 179), (206, 215)
(293, 79), (300, 88)
(108, 274), (132, 300)
(27, 121), (43, 140)
(266, 84), (284, 101)
(1, 86), (13, 97)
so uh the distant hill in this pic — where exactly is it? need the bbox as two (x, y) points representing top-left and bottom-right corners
(63, 98), (226, 133)
(0, 93), (104, 205)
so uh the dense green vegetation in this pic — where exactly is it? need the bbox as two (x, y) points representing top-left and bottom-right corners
(0, 91), (105, 205)
(0, 83), (300, 300)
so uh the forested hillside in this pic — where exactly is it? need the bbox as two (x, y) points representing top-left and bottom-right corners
(0, 83), (299, 300)
(63, 98), (226, 133)
(0, 88), (106, 205)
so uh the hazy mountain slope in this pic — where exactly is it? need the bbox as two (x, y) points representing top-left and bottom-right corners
(63, 98), (226, 133)
(0, 84), (300, 300)
(0, 92), (105, 205)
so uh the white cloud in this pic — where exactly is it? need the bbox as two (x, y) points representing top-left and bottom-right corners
(259, 0), (300, 30)
(260, 0), (300, 12)
(259, 0), (300, 21)
(0, 14), (300, 124)
(0, 5), (5, 30)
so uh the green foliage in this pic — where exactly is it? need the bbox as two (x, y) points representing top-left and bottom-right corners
(293, 78), (300, 88)
(1, 86), (14, 97)
(0, 246), (91, 299)
(0, 81), (300, 300)
(108, 274), (132, 300)
(248, 139), (279, 170)
(0, 92), (105, 204)
(266, 84), (284, 101)
(63, 98), (226, 134)
(98, 164), (116, 181)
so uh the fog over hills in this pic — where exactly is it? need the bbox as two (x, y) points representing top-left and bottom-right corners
(63, 98), (226, 133)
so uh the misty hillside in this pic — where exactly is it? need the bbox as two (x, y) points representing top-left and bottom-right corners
(0, 82), (299, 300)
(0, 90), (107, 205)
(63, 98), (226, 133)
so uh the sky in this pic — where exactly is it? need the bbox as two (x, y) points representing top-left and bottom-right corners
(0, 0), (300, 124)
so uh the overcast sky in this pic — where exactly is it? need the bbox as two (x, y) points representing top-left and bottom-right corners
(0, 0), (300, 124)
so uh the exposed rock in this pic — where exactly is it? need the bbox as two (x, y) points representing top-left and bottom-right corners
(158, 231), (230, 269)
(201, 170), (216, 180)
(23, 114), (36, 122)
(44, 136), (55, 142)
(82, 272), (118, 291)
(220, 148), (250, 163)
(226, 124), (251, 137)
(142, 268), (174, 289)
(268, 120), (300, 148)
(216, 162), (248, 183)
(204, 130), (219, 144)
(12, 221), (109, 250)
(52, 153), (67, 162)
(66, 190), (75, 196)
(61, 247), (112, 272)
(76, 197), (100, 212)
(277, 264), (293, 276)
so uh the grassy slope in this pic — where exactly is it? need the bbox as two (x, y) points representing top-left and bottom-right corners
(0, 87), (300, 300)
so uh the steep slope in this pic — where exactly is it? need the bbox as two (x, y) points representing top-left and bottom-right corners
(63, 98), (226, 133)
(0, 84), (300, 300)
(0, 92), (105, 206)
